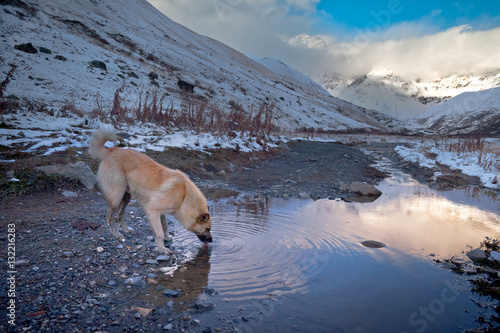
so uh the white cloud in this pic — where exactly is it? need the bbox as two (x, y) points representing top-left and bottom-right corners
(149, 0), (500, 80)
(319, 25), (500, 79)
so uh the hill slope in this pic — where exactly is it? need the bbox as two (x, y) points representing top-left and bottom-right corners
(0, 0), (401, 133)
(412, 86), (500, 136)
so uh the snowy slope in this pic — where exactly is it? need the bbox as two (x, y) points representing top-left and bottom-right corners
(0, 0), (400, 133)
(412, 86), (500, 136)
(418, 72), (500, 99)
(320, 69), (430, 120)
(317, 69), (500, 121)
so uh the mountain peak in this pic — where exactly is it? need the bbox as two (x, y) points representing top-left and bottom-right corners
(287, 33), (328, 49)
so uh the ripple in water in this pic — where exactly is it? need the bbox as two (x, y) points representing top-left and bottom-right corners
(171, 196), (361, 301)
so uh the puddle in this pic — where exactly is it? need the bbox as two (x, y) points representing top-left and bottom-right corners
(144, 164), (500, 332)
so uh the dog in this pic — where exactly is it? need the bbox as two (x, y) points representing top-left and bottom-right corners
(88, 130), (212, 254)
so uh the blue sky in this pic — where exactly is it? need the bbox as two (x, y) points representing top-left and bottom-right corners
(150, 0), (500, 78)
(316, 0), (500, 33)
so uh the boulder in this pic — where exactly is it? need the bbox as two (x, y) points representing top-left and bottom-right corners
(36, 161), (97, 189)
(348, 181), (382, 197)
(467, 248), (487, 261)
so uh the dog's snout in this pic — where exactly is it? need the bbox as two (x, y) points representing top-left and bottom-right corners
(197, 229), (213, 243)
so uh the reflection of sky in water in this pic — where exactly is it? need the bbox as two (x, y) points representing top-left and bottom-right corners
(165, 177), (500, 332)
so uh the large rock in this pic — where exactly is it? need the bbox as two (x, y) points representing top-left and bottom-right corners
(467, 248), (487, 261)
(341, 181), (382, 197)
(36, 161), (98, 189)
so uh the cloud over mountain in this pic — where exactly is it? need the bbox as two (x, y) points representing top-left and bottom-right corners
(149, 1), (500, 80)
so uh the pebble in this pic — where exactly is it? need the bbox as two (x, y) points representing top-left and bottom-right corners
(124, 276), (143, 285)
(62, 190), (78, 197)
(361, 240), (386, 248)
(163, 289), (180, 297)
(146, 259), (159, 265)
(298, 192), (310, 199)
(163, 323), (173, 330)
(14, 259), (29, 266)
(440, 261), (458, 270)
(147, 273), (158, 279)
(96, 246), (104, 253)
(156, 254), (171, 262)
(192, 299), (216, 313)
(203, 288), (216, 295)
(63, 251), (74, 257)
(155, 308), (168, 316)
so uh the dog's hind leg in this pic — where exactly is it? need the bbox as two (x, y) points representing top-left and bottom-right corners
(99, 167), (128, 242)
(116, 191), (132, 234)
(106, 205), (125, 242)
(146, 210), (169, 254)
(160, 215), (172, 242)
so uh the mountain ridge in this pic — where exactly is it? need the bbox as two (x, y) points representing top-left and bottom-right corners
(316, 69), (500, 121)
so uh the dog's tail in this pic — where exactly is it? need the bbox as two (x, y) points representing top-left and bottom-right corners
(88, 130), (119, 161)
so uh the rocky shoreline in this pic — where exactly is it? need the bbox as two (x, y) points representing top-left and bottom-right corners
(0, 139), (492, 332)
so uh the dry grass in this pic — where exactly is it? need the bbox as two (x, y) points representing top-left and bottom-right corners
(108, 88), (276, 139)
(433, 137), (500, 172)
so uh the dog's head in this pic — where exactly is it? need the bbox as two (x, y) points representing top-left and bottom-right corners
(193, 212), (212, 243)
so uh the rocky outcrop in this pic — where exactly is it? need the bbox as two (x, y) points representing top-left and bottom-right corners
(36, 161), (97, 189)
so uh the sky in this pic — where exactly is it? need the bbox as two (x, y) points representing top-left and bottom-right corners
(148, 0), (500, 79)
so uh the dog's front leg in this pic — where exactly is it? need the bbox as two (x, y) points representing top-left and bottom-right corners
(146, 210), (169, 254)
(160, 215), (172, 242)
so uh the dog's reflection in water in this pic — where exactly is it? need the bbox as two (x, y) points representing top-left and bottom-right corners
(137, 247), (212, 309)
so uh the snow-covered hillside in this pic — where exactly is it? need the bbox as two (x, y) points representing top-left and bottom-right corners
(412, 86), (500, 136)
(317, 69), (500, 121)
(318, 69), (431, 120)
(0, 0), (401, 133)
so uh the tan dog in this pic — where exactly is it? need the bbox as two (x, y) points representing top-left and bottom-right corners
(88, 130), (212, 254)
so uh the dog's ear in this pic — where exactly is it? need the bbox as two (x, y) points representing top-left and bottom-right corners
(196, 213), (210, 223)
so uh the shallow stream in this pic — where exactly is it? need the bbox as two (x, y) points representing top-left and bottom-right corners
(154, 160), (500, 332)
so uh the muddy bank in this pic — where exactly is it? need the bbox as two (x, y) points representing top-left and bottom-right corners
(220, 140), (388, 200)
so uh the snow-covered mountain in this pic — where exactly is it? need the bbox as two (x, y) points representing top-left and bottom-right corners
(317, 70), (500, 121)
(412, 86), (500, 136)
(318, 69), (433, 120)
(0, 0), (402, 133)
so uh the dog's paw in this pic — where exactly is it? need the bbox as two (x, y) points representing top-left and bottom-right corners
(157, 246), (170, 255)
(112, 232), (125, 240)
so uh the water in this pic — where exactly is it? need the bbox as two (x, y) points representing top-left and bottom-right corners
(148, 165), (500, 332)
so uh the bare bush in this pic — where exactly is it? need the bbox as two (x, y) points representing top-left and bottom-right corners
(0, 63), (18, 98)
